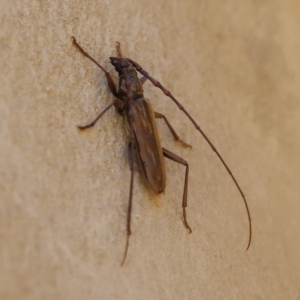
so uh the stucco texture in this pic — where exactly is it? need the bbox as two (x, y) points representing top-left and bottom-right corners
(1, 1), (300, 299)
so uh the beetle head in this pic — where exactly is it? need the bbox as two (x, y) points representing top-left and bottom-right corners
(109, 57), (129, 73)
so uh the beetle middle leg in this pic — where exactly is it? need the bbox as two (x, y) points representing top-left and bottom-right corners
(155, 112), (192, 148)
(77, 99), (124, 130)
(162, 147), (192, 233)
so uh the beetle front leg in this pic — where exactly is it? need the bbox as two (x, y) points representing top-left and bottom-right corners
(162, 147), (192, 233)
(72, 37), (118, 97)
(155, 112), (192, 148)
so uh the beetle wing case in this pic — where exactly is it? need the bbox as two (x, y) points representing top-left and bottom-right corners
(131, 98), (166, 194)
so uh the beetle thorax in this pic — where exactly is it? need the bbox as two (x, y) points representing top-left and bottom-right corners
(110, 58), (144, 100)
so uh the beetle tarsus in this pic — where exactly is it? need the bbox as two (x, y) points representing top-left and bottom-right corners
(183, 207), (192, 233)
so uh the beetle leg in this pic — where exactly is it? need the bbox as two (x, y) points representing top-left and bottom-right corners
(77, 99), (122, 130)
(120, 142), (135, 266)
(155, 112), (192, 148)
(162, 147), (192, 233)
(71, 37), (118, 97)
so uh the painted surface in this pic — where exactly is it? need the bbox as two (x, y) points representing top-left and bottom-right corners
(0, 1), (300, 299)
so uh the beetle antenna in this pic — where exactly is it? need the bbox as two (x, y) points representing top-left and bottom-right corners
(129, 58), (252, 251)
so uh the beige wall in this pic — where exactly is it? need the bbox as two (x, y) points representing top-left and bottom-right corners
(1, 1), (300, 299)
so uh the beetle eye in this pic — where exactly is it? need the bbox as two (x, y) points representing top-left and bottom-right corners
(114, 60), (120, 66)
(109, 57), (118, 65)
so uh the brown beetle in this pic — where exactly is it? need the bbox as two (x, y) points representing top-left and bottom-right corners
(71, 37), (252, 265)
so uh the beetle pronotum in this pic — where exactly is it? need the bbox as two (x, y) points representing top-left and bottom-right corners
(71, 37), (252, 265)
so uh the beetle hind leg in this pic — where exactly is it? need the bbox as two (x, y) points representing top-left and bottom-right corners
(162, 147), (192, 233)
(120, 142), (136, 266)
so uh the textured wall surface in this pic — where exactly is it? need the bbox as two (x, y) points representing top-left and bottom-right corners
(1, 1), (300, 299)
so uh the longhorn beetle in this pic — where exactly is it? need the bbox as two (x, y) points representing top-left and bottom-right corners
(71, 37), (252, 265)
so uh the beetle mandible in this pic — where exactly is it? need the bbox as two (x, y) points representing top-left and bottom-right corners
(71, 37), (252, 265)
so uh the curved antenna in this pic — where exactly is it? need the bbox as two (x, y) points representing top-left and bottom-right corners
(129, 58), (252, 251)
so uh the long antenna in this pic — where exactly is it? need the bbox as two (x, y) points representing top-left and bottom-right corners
(129, 58), (252, 250)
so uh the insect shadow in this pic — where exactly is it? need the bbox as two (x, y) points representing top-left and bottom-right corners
(71, 37), (252, 265)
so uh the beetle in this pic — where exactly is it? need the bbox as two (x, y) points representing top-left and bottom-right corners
(71, 37), (252, 265)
